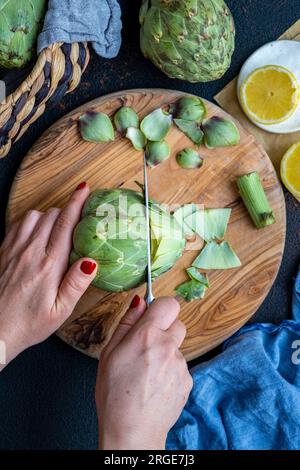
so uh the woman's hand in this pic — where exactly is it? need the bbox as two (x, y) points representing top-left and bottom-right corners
(95, 296), (193, 450)
(0, 182), (97, 369)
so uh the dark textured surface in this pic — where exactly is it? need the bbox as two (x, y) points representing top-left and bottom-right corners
(0, 0), (300, 450)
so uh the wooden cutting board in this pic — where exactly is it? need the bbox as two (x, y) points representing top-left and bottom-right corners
(7, 89), (286, 361)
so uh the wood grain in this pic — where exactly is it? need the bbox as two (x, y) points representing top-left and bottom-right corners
(6, 89), (286, 361)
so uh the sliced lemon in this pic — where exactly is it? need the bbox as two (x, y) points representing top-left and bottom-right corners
(281, 141), (300, 201)
(240, 65), (300, 125)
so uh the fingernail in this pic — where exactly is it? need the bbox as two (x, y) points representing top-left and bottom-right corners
(130, 295), (140, 308)
(76, 182), (87, 191)
(80, 260), (97, 275)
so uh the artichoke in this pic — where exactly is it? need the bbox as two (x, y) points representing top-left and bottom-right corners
(0, 0), (47, 69)
(140, 0), (235, 83)
(71, 189), (186, 293)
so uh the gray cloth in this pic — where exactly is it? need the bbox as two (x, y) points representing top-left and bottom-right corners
(38, 0), (122, 59)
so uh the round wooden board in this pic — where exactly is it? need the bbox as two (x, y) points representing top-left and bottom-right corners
(7, 89), (286, 361)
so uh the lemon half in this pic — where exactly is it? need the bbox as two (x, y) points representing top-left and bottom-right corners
(281, 141), (300, 201)
(240, 65), (300, 125)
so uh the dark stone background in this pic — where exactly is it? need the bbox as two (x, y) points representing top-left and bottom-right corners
(0, 0), (299, 450)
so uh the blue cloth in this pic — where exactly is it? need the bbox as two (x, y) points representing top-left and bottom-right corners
(38, 0), (122, 59)
(167, 266), (300, 450)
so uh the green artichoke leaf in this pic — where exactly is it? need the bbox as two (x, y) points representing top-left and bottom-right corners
(126, 127), (147, 151)
(73, 216), (107, 257)
(203, 117), (240, 149)
(174, 119), (204, 146)
(186, 267), (209, 287)
(184, 208), (231, 242)
(175, 279), (206, 302)
(160, 9), (188, 41)
(139, 0), (150, 24)
(140, 108), (172, 142)
(146, 140), (171, 167)
(176, 148), (203, 169)
(171, 96), (206, 122)
(79, 112), (114, 143)
(114, 107), (139, 135)
(173, 203), (198, 237)
(192, 241), (241, 270)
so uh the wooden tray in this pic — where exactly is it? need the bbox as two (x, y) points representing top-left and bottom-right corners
(7, 89), (286, 361)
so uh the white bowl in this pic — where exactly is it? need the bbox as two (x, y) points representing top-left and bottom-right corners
(237, 40), (300, 134)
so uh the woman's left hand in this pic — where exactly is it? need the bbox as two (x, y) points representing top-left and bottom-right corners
(0, 182), (97, 369)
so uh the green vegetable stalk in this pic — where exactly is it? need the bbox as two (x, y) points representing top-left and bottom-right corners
(237, 172), (276, 229)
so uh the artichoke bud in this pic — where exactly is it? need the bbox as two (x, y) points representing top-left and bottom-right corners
(170, 96), (206, 122)
(202, 116), (240, 149)
(176, 148), (203, 169)
(71, 189), (186, 293)
(126, 127), (147, 151)
(146, 140), (171, 167)
(140, 108), (172, 141)
(114, 107), (139, 135)
(0, 0), (47, 69)
(140, 0), (235, 83)
(174, 118), (204, 146)
(78, 111), (114, 143)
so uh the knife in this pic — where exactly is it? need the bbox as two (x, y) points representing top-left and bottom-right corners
(143, 152), (155, 306)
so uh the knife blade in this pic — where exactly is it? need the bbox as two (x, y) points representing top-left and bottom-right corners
(143, 152), (155, 306)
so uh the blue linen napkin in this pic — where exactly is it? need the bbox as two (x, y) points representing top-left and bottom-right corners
(167, 265), (300, 450)
(38, 0), (122, 59)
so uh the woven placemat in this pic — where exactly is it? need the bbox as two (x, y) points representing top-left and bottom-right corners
(215, 19), (300, 174)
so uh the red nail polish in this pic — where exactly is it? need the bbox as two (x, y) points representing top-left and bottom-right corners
(80, 260), (96, 275)
(76, 182), (87, 191)
(130, 295), (140, 308)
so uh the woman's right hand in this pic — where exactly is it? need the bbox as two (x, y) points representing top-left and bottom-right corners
(95, 296), (193, 450)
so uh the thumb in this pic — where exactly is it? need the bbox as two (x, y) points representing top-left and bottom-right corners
(102, 294), (146, 358)
(56, 258), (97, 320)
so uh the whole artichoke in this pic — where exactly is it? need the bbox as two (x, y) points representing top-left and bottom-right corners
(140, 0), (235, 83)
(71, 189), (186, 293)
(0, 0), (47, 69)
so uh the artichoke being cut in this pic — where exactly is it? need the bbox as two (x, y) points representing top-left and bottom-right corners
(71, 189), (186, 292)
(140, 0), (235, 83)
(0, 0), (47, 69)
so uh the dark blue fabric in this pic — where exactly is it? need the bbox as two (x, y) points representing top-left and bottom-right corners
(167, 266), (300, 450)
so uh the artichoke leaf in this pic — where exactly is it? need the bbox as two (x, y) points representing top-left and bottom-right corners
(175, 280), (206, 302)
(173, 203), (198, 237)
(184, 208), (231, 242)
(186, 267), (209, 287)
(192, 241), (241, 270)
(140, 108), (172, 141)
(174, 119), (204, 146)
